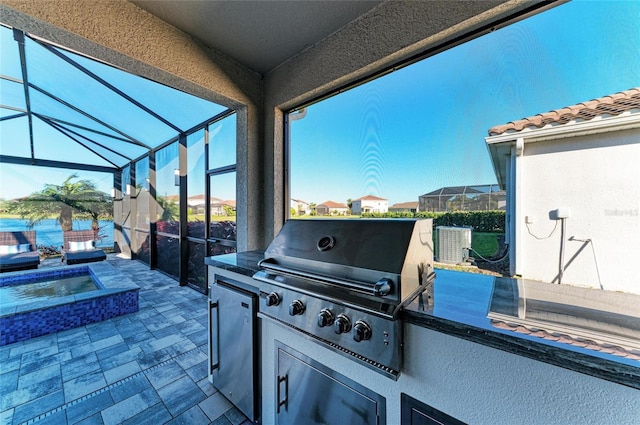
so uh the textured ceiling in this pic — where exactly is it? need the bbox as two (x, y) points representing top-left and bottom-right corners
(130, 0), (383, 75)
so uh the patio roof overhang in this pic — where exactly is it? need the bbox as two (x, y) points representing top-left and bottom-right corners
(0, 24), (231, 174)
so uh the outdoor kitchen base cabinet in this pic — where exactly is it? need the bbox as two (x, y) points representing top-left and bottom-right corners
(208, 278), (259, 423)
(401, 393), (466, 425)
(275, 342), (386, 425)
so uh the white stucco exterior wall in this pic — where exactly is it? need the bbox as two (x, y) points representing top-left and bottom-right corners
(517, 129), (639, 294)
(261, 319), (640, 424)
(352, 198), (389, 214)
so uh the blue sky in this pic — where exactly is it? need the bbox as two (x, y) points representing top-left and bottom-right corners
(0, 22), (225, 201)
(0, 165), (113, 199)
(289, 0), (640, 206)
(1, 0), (639, 205)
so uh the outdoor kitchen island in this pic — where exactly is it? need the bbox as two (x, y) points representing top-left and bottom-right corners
(206, 251), (640, 425)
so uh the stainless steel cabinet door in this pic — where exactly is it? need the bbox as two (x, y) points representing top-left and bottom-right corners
(276, 343), (385, 425)
(209, 283), (256, 421)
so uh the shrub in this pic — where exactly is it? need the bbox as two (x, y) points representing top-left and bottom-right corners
(361, 210), (505, 233)
(38, 245), (61, 257)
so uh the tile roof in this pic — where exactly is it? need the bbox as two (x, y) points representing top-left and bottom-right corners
(356, 195), (388, 201)
(318, 200), (349, 208)
(488, 87), (640, 136)
(211, 200), (236, 207)
(187, 196), (223, 205)
(389, 201), (419, 209)
(490, 319), (640, 361)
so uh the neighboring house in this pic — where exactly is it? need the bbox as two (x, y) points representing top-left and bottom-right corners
(163, 194), (180, 204)
(389, 201), (419, 213)
(351, 195), (388, 214)
(485, 88), (640, 295)
(315, 201), (349, 216)
(290, 198), (311, 216)
(211, 200), (236, 216)
(161, 194), (235, 216)
(419, 185), (505, 212)
(186, 194), (236, 216)
(187, 194), (207, 214)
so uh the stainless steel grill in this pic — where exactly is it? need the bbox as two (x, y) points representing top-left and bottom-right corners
(254, 219), (434, 379)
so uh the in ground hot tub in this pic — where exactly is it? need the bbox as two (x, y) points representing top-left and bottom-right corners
(0, 262), (139, 346)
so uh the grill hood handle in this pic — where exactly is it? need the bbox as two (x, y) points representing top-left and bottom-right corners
(391, 271), (436, 317)
(258, 258), (394, 298)
(373, 279), (392, 297)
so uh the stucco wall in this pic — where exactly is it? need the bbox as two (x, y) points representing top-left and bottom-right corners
(518, 129), (639, 294)
(0, 1), (260, 108)
(261, 319), (640, 424)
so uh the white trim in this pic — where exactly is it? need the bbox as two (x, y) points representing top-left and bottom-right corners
(515, 137), (524, 156)
(512, 139), (523, 277)
(485, 111), (640, 145)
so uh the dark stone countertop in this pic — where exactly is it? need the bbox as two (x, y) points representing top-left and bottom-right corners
(205, 250), (264, 278)
(205, 251), (264, 294)
(403, 268), (640, 390)
(205, 253), (640, 390)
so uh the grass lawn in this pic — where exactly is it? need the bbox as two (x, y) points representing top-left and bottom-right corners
(0, 213), (26, 219)
(188, 214), (236, 222)
(293, 215), (362, 219)
(472, 232), (501, 258)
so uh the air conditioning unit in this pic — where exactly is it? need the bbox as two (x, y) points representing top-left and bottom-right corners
(436, 226), (472, 264)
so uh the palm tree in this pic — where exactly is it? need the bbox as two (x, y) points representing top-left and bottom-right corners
(10, 174), (113, 235)
(157, 195), (180, 222)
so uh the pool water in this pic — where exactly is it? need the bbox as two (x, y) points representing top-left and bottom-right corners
(0, 275), (98, 304)
(0, 264), (139, 346)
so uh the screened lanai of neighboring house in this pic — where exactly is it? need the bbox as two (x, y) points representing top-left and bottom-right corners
(0, 23), (239, 293)
(418, 185), (506, 212)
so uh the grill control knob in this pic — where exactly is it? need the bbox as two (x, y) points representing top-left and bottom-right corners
(265, 292), (280, 307)
(353, 320), (372, 342)
(333, 314), (352, 334)
(317, 309), (335, 328)
(289, 299), (305, 316)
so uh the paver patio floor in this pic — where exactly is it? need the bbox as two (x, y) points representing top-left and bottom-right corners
(0, 255), (250, 425)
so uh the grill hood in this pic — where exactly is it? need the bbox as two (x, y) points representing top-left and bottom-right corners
(259, 219), (434, 304)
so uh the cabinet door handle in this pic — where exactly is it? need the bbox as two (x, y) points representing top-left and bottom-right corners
(209, 299), (220, 372)
(277, 374), (288, 413)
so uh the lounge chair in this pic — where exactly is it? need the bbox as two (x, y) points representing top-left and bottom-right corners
(62, 230), (106, 265)
(0, 230), (40, 272)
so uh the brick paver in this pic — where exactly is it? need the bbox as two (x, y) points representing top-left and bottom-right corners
(0, 255), (251, 425)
